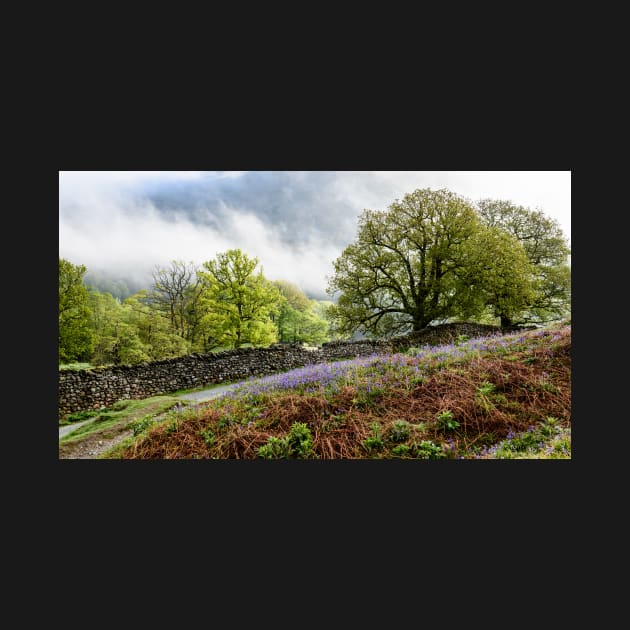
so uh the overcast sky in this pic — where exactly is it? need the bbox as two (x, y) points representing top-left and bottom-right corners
(59, 171), (571, 299)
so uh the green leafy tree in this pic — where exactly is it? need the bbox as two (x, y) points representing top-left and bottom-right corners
(59, 258), (94, 362)
(88, 290), (152, 365)
(327, 188), (541, 336)
(327, 189), (484, 336)
(198, 249), (282, 349)
(455, 226), (537, 327)
(123, 291), (190, 360)
(273, 280), (312, 312)
(476, 199), (571, 324)
(273, 281), (330, 344)
(88, 290), (123, 364)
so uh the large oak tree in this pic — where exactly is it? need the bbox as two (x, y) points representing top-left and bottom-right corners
(326, 189), (537, 336)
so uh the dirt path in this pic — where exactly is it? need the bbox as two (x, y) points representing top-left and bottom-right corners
(59, 383), (243, 459)
(174, 382), (242, 403)
(59, 418), (94, 439)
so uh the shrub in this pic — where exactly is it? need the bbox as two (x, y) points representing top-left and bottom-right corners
(391, 444), (412, 457)
(200, 427), (216, 447)
(130, 416), (155, 436)
(477, 381), (496, 396)
(257, 436), (291, 459)
(363, 422), (384, 453)
(436, 410), (459, 432)
(389, 420), (411, 442)
(414, 440), (446, 459)
(286, 422), (314, 458)
(256, 422), (315, 459)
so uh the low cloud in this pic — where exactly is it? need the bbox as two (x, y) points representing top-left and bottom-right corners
(59, 171), (571, 298)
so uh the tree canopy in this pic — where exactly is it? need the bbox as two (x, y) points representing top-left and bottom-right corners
(59, 258), (94, 362)
(273, 281), (330, 345)
(198, 249), (282, 349)
(476, 199), (571, 324)
(326, 188), (567, 336)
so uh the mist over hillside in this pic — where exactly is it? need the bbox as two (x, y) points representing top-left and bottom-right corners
(61, 171), (570, 302)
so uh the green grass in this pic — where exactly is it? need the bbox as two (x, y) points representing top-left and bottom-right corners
(59, 362), (94, 371)
(59, 408), (103, 426)
(59, 396), (187, 443)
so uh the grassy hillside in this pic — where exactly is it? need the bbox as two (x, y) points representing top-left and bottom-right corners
(106, 321), (571, 459)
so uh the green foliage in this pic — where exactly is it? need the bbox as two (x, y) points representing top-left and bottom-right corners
(363, 422), (384, 453)
(63, 409), (101, 423)
(455, 226), (537, 327)
(327, 188), (483, 336)
(217, 416), (238, 430)
(200, 427), (216, 447)
(130, 416), (155, 436)
(257, 436), (291, 459)
(476, 199), (571, 325)
(477, 382), (496, 395)
(475, 382), (498, 414)
(353, 386), (385, 409)
(389, 420), (411, 442)
(286, 422), (314, 458)
(414, 440), (446, 459)
(123, 291), (191, 360)
(538, 380), (558, 393)
(198, 249), (282, 350)
(273, 280), (312, 311)
(59, 258), (94, 362)
(256, 421), (315, 459)
(62, 252), (326, 366)
(60, 396), (184, 447)
(391, 444), (412, 457)
(326, 188), (568, 336)
(165, 418), (179, 434)
(146, 260), (203, 346)
(275, 301), (330, 345)
(59, 362), (93, 371)
(474, 418), (569, 459)
(436, 410), (459, 432)
(538, 416), (561, 437)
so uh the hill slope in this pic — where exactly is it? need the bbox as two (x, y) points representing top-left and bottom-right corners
(107, 322), (571, 459)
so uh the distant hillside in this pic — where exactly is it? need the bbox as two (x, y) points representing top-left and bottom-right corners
(83, 270), (147, 300)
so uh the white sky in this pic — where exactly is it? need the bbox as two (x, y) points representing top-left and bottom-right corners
(59, 171), (571, 298)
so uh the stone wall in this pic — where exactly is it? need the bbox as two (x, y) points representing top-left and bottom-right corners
(58, 322), (504, 418)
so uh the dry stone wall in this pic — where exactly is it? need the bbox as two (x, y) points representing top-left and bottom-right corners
(58, 323), (504, 418)
(59, 340), (392, 418)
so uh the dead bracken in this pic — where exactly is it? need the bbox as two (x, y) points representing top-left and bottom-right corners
(113, 322), (571, 460)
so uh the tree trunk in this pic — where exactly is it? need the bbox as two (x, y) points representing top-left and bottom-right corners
(500, 315), (512, 329)
(413, 318), (428, 332)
